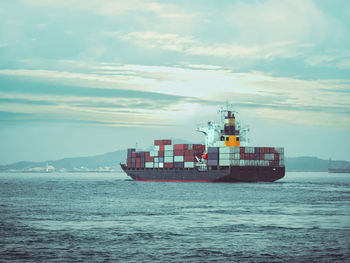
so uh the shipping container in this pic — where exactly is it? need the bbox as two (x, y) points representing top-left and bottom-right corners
(154, 139), (172, 146)
(145, 156), (154, 162)
(231, 160), (240, 166)
(219, 147), (230, 154)
(154, 163), (159, 168)
(240, 147), (245, 154)
(208, 160), (218, 166)
(174, 150), (184, 156)
(159, 157), (164, 163)
(154, 145), (160, 151)
(174, 162), (184, 168)
(219, 153), (230, 160)
(164, 163), (174, 168)
(234, 153), (240, 160)
(145, 162), (154, 168)
(239, 160), (245, 166)
(164, 151), (173, 157)
(164, 145), (174, 151)
(174, 156), (184, 162)
(219, 159), (230, 166)
(174, 144), (188, 150)
(208, 152), (219, 160)
(127, 148), (136, 158)
(184, 162), (194, 168)
(164, 156), (173, 163)
(184, 155), (195, 162)
(208, 147), (219, 153)
(184, 150), (195, 156)
(150, 151), (158, 157)
(159, 163), (164, 168)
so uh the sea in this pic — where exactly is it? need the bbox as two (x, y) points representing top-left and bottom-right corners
(0, 172), (349, 262)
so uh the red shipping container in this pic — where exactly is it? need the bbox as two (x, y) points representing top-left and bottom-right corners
(184, 155), (195, 162)
(127, 158), (132, 168)
(136, 163), (141, 168)
(145, 152), (150, 157)
(259, 153), (264, 160)
(274, 153), (279, 160)
(158, 151), (164, 157)
(184, 150), (195, 156)
(163, 139), (172, 145)
(174, 150), (184, 156)
(145, 156), (154, 162)
(154, 140), (162, 145)
(240, 147), (245, 154)
(136, 158), (141, 164)
(164, 163), (174, 168)
(174, 144), (188, 150)
(159, 145), (165, 151)
(154, 139), (172, 146)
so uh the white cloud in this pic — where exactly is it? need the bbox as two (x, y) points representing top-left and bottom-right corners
(111, 31), (311, 59)
(1, 63), (349, 128)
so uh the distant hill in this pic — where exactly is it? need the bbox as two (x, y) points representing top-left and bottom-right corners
(1, 147), (349, 173)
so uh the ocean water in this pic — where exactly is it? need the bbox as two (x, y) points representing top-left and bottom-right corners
(0, 172), (349, 262)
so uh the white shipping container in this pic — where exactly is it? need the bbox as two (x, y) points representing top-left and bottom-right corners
(247, 147), (254, 153)
(184, 162), (195, 168)
(159, 163), (164, 168)
(154, 163), (159, 168)
(145, 162), (154, 168)
(264, 154), (274, 160)
(264, 160), (269, 166)
(164, 151), (173, 157)
(219, 153), (230, 160)
(150, 151), (158, 157)
(154, 157), (158, 163)
(258, 160), (264, 166)
(219, 159), (230, 166)
(154, 145), (160, 151)
(231, 160), (239, 166)
(235, 147), (240, 153)
(244, 160), (251, 166)
(239, 160), (245, 166)
(164, 145), (174, 151)
(276, 147), (284, 154)
(174, 156), (184, 162)
(219, 147), (230, 154)
(188, 144), (193, 150)
(234, 153), (240, 160)
(164, 157), (173, 163)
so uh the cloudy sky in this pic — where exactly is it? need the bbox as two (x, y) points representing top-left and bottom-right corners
(1, 0), (350, 164)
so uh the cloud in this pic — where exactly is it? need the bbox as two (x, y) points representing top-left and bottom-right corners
(23, 0), (178, 16)
(111, 31), (311, 59)
(0, 62), (349, 128)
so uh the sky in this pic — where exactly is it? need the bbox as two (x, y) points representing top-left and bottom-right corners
(0, 0), (350, 164)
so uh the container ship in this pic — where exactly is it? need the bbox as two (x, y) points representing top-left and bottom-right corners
(120, 108), (285, 182)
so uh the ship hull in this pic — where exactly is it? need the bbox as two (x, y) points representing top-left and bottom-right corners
(121, 164), (285, 182)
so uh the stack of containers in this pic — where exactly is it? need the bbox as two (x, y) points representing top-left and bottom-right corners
(125, 140), (205, 169)
(207, 147), (219, 166)
(206, 146), (285, 167)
